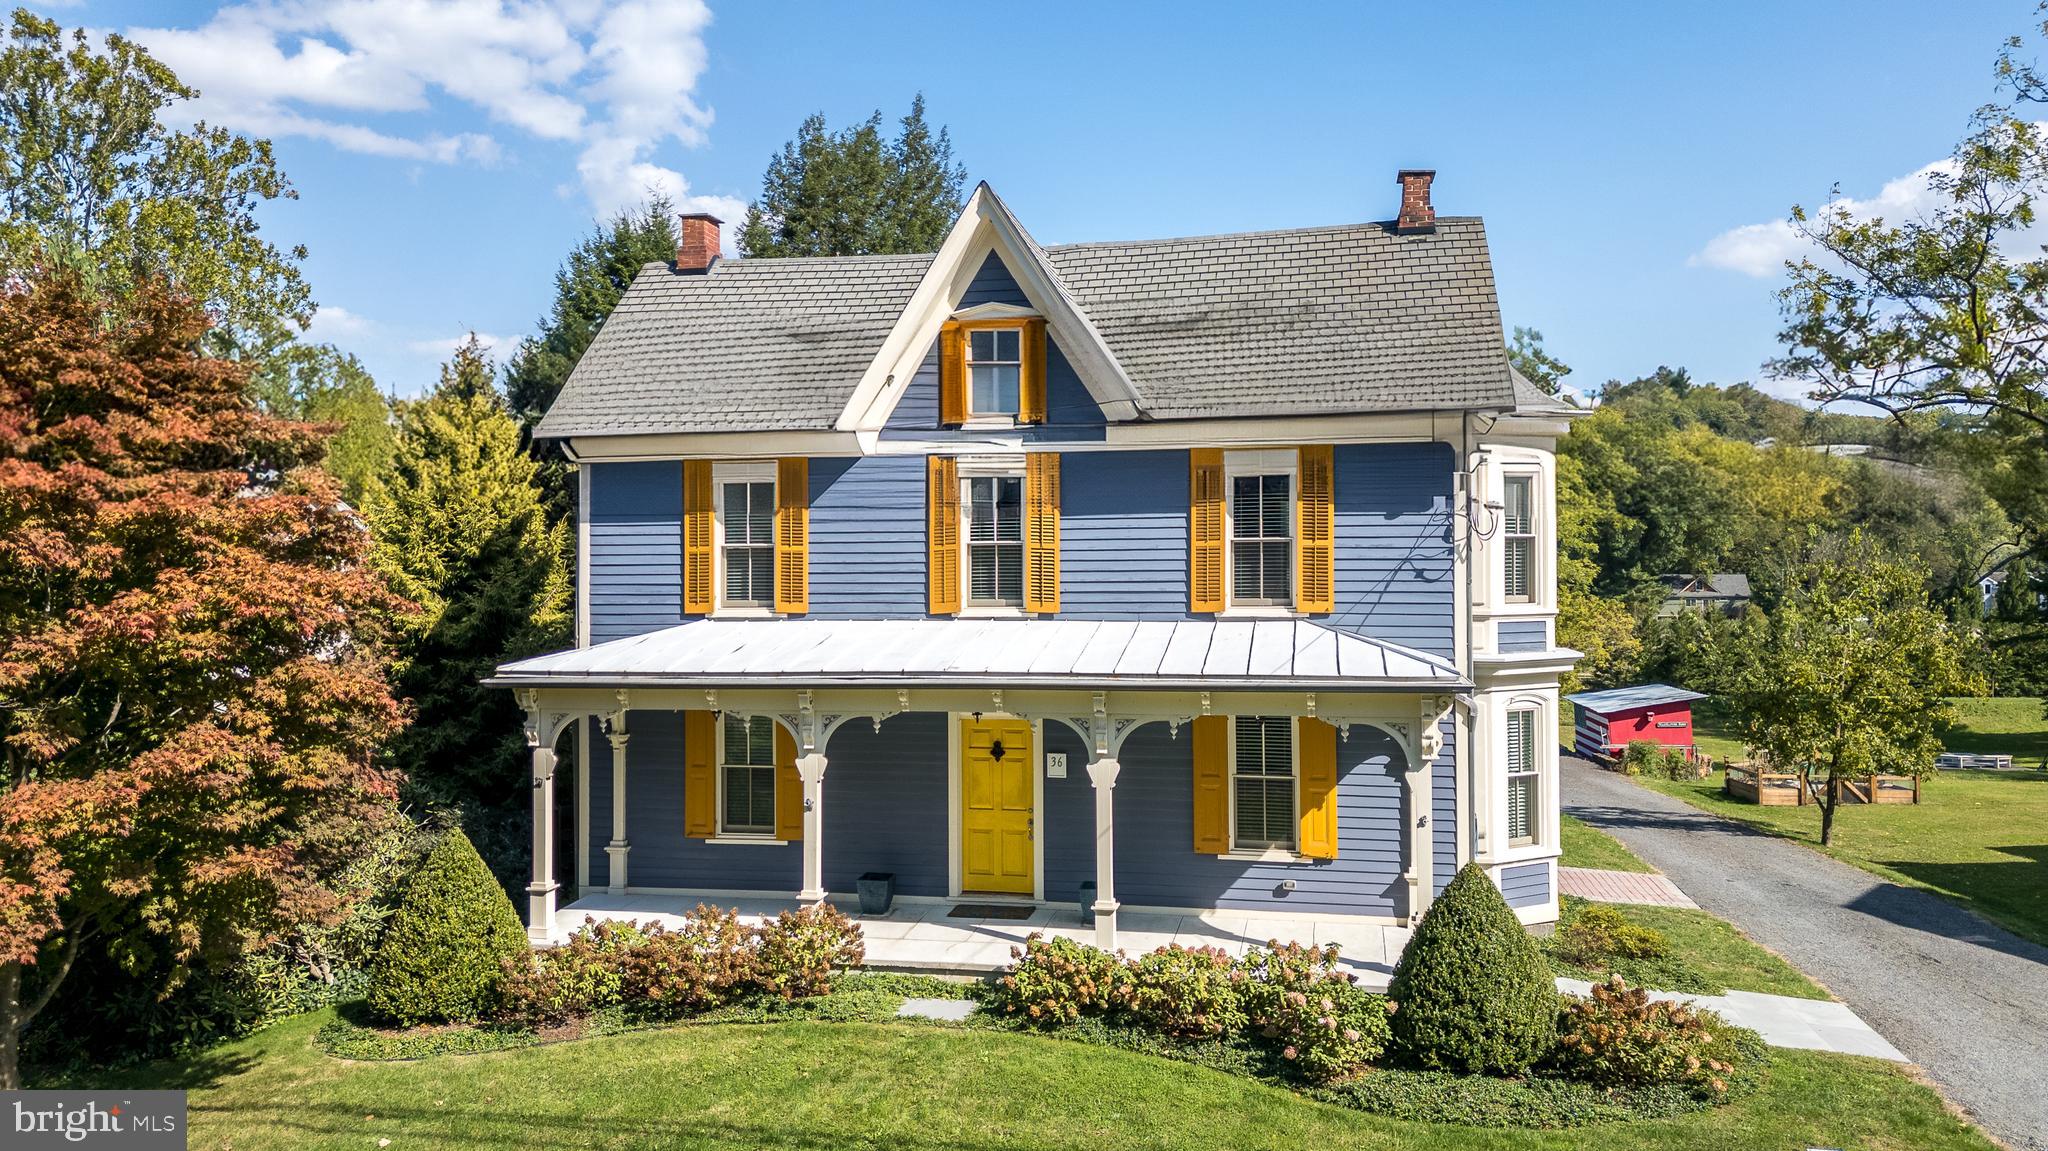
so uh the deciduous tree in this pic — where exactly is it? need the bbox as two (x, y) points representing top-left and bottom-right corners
(0, 276), (404, 1087)
(1701, 540), (1982, 846)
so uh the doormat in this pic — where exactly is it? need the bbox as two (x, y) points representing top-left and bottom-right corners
(946, 903), (1035, 920)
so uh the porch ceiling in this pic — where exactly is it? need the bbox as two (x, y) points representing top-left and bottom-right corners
(488, 618), (1466, 692)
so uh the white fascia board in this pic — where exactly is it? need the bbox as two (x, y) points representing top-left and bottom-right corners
(564, 430), (864, 462)
(839, 183), (1144, 432)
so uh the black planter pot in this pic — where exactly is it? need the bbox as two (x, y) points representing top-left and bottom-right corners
(857, 872), (896, 916)
(1079, 881), (1097, 926)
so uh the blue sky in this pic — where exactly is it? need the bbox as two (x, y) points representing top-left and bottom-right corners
(38, 1), (2029, 399)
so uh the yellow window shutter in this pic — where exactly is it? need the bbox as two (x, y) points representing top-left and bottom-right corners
(1024, 452), (1061, 613)
(1298, 717), (1339, 859)
(1192, 715), (1229, 854)
(774, 457), (809, 614)
(1296, 445), (1335, 614)
(773, 723), (804, 841)
(927, 455), (961, 614)
(683, 460), (714, 615)
(683, 710), (715, 839)
(1019, 317), (1048, 423)
(938, 321), (966, 425)
(1189, 448), (1225, 613)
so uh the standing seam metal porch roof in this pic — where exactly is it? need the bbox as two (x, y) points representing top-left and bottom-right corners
(489, 618), (1467, 691)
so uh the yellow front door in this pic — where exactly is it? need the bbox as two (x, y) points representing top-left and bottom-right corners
(961, 717), (1034, 894)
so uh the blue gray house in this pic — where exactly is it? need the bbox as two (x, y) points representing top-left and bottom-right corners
(491, 171), (1581, 951)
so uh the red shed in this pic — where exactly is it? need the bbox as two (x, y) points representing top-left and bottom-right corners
(1565, 684), (1708, 761)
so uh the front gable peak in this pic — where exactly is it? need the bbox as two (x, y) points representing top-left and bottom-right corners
(839, 183), (1143, 431)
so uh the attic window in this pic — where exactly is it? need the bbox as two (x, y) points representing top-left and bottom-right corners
(967, 328), (1022, 416)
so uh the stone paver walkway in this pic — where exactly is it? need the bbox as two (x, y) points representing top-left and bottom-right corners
(1553, 978), (1903, 1060)
(1559, 865), (1697, 907)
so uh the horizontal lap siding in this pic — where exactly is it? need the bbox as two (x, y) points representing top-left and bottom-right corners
(881, 340), (1104, 441)
(883, 345), (941, 431)
(1434, 720), (1458, 895)
(1497, 620), (1547, 653)
(1329, 442), (1455, 659)
(588, 718), (611, 884)
(588, 461), (684, 643)
(605, 710), (801, 891)
(821, 713), (949, 897)
(1111, 722), (1409, 916)
(1041, 721), (1095, 905)
(1059, 450), (1189, 619)
(1500, 861), (1549, 908)
(809, 457), (929, 617)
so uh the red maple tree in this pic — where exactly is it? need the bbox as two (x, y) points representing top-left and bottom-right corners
(0, 276), (405, 1086)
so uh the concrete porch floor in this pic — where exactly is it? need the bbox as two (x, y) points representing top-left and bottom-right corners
(553, 893), (1414, 990)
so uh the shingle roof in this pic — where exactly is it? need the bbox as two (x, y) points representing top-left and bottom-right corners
(1046, 220), (1510, 420)
(538, 253), (934, 436)
(535, 209), (1518, 438)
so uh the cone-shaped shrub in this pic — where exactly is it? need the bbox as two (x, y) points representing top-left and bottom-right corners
(367, 828), (529, 1025)
(1387, 862), (1557, 1074)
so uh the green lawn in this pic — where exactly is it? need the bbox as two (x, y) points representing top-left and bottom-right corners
(1631, 768), (2048, 948)
(74, 1010), (1993, 1151)
(1558, 813), (1654, 873)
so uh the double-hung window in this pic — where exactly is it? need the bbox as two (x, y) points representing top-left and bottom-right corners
(716, 463), (775, 609)
(1505, 707), (1538, 845)
(1226, 450), (1295, 608)
(962, 467), (1024, 607)
(720, 714), (777, 836)
(1232, 715), (1296, 851)
(1502, 474), (1535, 603)
(967, 328), (1022, 417)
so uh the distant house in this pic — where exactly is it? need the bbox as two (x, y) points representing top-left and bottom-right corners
(1655, 573), (1751, 618)
(1566, 685), (1708, 761)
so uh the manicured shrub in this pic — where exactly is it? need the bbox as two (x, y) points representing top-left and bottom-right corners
(991, 934), (1131, 1026)
(1387, 862), (1559, 1075)
(1126, 944), (1244, 1039)
(1551, 904), (1669, 967)
(621, 904), (758, 1018)
(365, 828), (529, 1026)
(756, 903), (866, 1000)
(497, 918), (646, 1029)
(1550, 975), (1744, 1094)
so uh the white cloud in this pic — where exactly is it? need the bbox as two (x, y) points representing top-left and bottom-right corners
(405, 331), (517, 360)
(305, 303), (374, 342)
(126, 1), (732, 213)
(1691, 157), (1959, 277)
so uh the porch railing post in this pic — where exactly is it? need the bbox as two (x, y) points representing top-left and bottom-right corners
(528, 745), (559, 945)
(1086, 756), (1121, 950)
(605, 729), (631, 894)
(797, 753), (829, 903)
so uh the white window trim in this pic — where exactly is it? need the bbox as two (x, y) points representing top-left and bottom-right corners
(1504, 705), (1540, 848)
(711, 461), (778, 616)
(1222, 449), (1299, 613)
(714, 712), (781, 842)
(964, 324), (1025, 420)
(1501, 472), (1538, 606)
(1227, 714), (1301, 855)
(958, 455), (1027, 611)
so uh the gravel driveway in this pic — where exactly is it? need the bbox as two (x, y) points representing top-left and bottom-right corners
(1563, 756), (2048, 1150)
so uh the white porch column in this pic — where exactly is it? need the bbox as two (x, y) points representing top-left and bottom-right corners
(1086, 756), (1121, 950)
(797, 752), (829, 903)
(604, 727), (630, 894)
(1404, 695), (1453, 925)
(527, 745), (559, 945)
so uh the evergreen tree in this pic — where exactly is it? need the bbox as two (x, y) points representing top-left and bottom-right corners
(1995, 557), (2038, 622)
(366, 336), (571, 887)
(738, 94), (967, 259)
(503, 197), (679, 434)
(1506, 326), (1572, 396)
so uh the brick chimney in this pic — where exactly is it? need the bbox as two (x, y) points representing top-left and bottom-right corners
(677, 212), (723, 272)
(1394, 170), (1436, 234)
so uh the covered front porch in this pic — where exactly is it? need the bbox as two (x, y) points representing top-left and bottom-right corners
(551, 891), (1416, 989)
(490, 618), (1470, 954)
